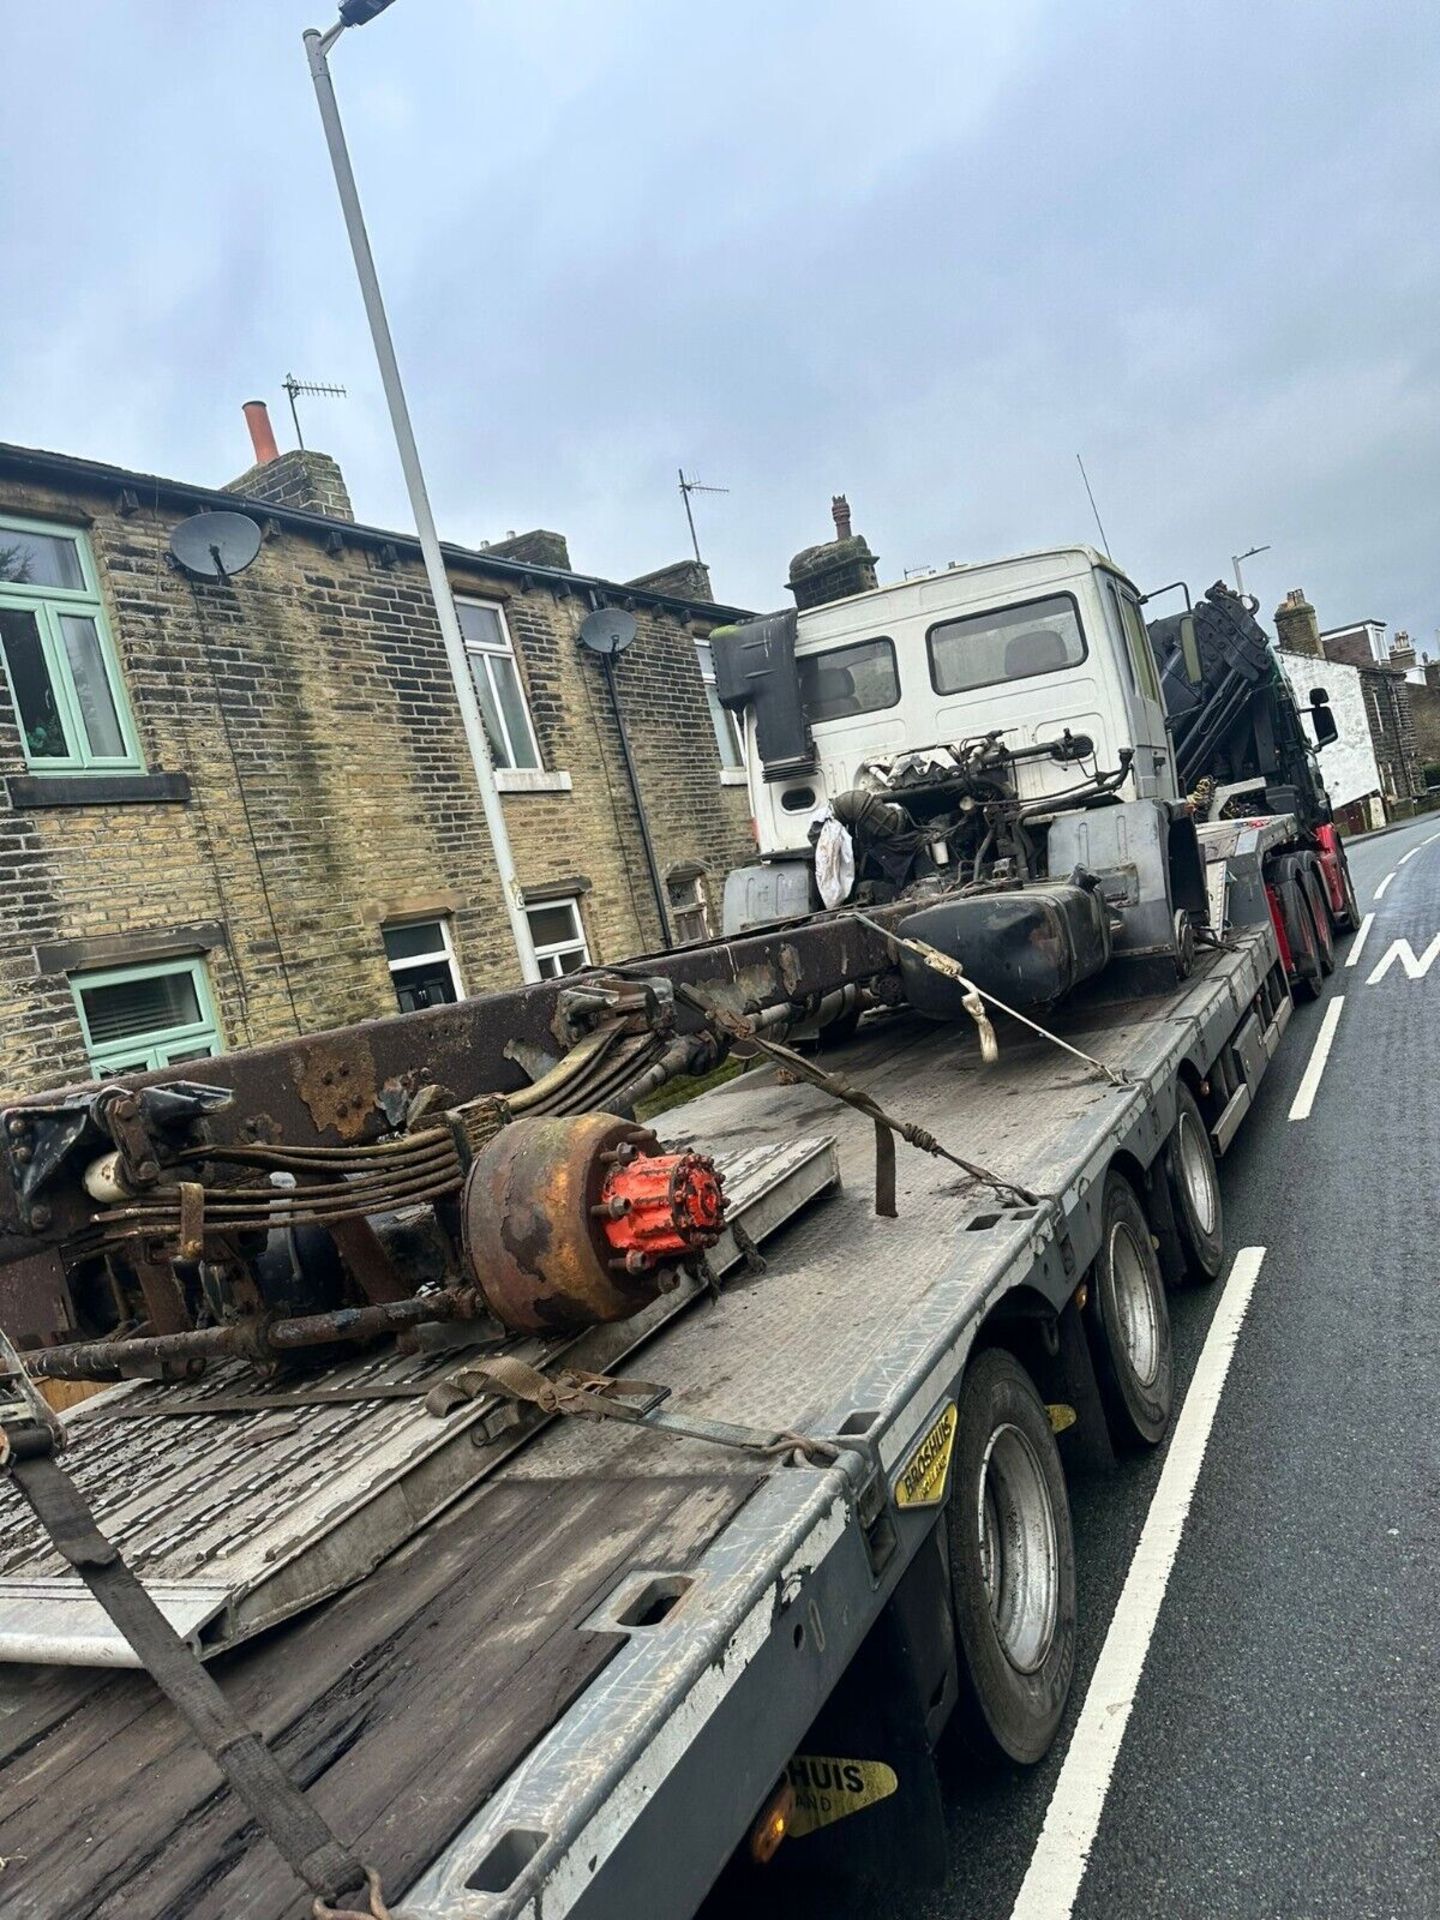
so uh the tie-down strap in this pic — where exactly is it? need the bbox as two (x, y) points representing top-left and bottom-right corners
(427, 1353), (841, 1467)
(0, 1330), (388, 1919)
(674, 983), (1038, 1216)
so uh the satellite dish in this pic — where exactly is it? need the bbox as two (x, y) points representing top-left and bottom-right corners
(579, 607), (638, 657)
(169, 511), (263, 581)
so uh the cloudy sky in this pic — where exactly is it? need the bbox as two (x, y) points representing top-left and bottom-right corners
(5, 1), (1437, 646)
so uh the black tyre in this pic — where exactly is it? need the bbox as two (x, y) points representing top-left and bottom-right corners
(1301, 865), (1335, 974)
(1334, 853), (1361, 934)
(1084, 1172), (1174, 1449)
(946, 1348), (1076, 1765)
(1164, 1083), (1224, 1283)
(1289, 887), (1323, 1003)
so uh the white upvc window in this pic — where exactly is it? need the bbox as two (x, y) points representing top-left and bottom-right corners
(0, 513), (143, 773)
(525, 898), (591, 978)
(72, 957), (222, 1078)
(456, 598), (542, 770)
(383, 917), (464, 1013)
(667, 872), (710, 945)
(695, 637), (745, 771)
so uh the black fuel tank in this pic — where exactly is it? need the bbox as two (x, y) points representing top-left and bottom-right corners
(897, 882), (1111, 1018)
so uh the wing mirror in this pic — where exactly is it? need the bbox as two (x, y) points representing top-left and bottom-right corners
(1308, 686), (1338, 748)
(1179, 612), (1203, 688)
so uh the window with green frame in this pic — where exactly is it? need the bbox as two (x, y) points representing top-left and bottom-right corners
(0, 514), (143, 771)
(71, 957), (223, 1077)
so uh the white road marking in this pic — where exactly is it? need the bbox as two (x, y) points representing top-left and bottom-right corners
(1425, 832), (1440, 846)
(1374, 870), (1396, 900)
(1344, 912), (1375, 969)
(1288, 995), (1345, 1121)
(1366, 934), (1440, 984)
(1007, 1246), (1269, 1920)
(1399, 845), (1420, 866)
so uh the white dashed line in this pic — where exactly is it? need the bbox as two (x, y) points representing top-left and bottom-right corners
(1288, 995), (1345, 1122)
(1008, 1247), (1270, 1920)
(1398, 846), (1420, 866)
(1344, 912), (1375, 969)
(1374, 871), (1396, 900)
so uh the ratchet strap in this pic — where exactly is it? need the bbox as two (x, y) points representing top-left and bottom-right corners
(427, 1354), (841, 1466)
(850, 911), (1133, 1089)
(0, 1333), (387, 1919)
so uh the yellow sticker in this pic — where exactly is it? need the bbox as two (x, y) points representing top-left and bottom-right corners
(893, 1401), (958, 1508)
(785, 1754), (899, 1836)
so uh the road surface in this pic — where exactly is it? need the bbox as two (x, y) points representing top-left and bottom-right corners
(755, 814), (1440, 1920)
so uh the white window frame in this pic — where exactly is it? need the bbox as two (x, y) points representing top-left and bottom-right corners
(695, 637), (746, 776)
(455, 597), (543, 771)
(525, 897), (591, 979)
(667, 872), (710, 945)
(0, 512), (144, 774)
(382, 916), (464, 1010)
(71, 956), (222, 1078)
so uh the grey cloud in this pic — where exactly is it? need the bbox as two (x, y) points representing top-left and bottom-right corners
(4, 0), (1436, 647)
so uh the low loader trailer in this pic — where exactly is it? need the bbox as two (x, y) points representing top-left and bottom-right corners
(0, 856), (1295, 1917)
(0, 539), (1342, 1917)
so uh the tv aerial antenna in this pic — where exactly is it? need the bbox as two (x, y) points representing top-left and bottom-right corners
(283, 373), (347, 449)
(168, 511), (263, 583)
(677, 468), (729, 565)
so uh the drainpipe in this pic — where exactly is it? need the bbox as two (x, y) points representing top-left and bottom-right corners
(590, 594), (672, 948)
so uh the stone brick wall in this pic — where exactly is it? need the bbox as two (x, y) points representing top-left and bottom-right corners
(0, 454), (753, 1096)
(1357, 666), (1423, 807)
(1409, 664), (1440, 785)
(224, 449), (354, 522)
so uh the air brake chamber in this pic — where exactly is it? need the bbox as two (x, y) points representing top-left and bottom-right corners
(897, 883), (1111, 1018)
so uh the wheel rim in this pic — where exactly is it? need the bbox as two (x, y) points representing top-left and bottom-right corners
(976, 1421), (1059, 1674)
(1109, 1220), (1161, 1388)
(1176, 1109), (1218, 1237)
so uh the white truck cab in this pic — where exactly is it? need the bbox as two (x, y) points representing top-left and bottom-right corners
(739, 545), (1174, 858)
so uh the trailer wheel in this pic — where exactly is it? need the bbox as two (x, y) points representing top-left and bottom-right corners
(1300, 866), (1335, 974)
(1164, 1083), (1223, 1282)
(1085, 1172), (1174, 1449)
(946, 1348), (1076, 1765)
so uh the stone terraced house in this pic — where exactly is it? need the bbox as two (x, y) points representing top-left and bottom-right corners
(0, 411), (756, 1097)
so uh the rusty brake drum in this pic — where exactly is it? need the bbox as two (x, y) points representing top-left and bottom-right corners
(460, 1110), (723, 1335)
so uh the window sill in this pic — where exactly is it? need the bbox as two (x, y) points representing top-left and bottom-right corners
(5, 771), (190, 809)
(719, 768), (749, 787)
(495, 768), (573, 794)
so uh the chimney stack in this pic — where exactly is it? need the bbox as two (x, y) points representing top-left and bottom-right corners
(242, 400), (280, 467)
(787, 493), (879, 611)
(1273, 587), (1322, 658)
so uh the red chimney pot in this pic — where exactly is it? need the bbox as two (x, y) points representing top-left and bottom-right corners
(243, 400), (280, 467)
(831, 494), (852, 540)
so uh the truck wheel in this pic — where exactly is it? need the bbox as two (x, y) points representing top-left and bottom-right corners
(947, 1348), (1076, 1765)
(1085, 1172), (1174, 1449)
(1300, 866), (1335, 974)
(1335, 855), (1361, 934)
(1289, 889), (1324, 1003)
(1164, 1083), (1223, 1283)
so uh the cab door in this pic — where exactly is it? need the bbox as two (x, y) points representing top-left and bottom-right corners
(1103, 575), (1176, 801)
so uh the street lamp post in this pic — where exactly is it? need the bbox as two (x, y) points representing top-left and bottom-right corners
(303, 4), (540, 982)
(1232, 543), (1270, 598)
